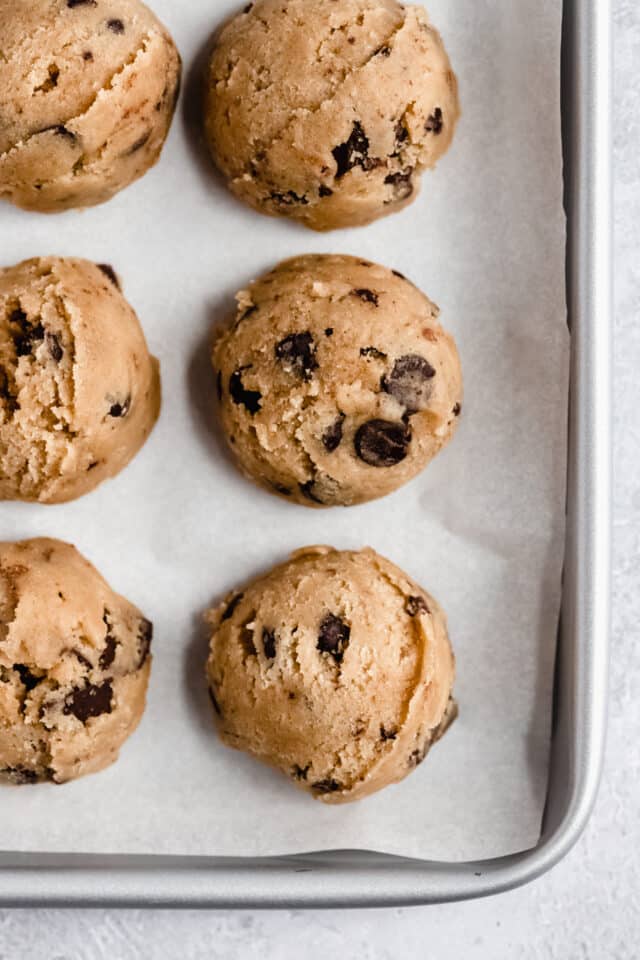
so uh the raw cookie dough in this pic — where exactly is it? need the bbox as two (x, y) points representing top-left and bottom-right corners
(206, 546), (456, 804)
(0, 538), (152, 784)
(0, 256), (160, 504)
(0, 0), (181, 212)
(204, 0), (459, 230)
(212, 254), (462, 507)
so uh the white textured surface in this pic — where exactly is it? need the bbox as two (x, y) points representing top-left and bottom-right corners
(0, 0), (637, 954)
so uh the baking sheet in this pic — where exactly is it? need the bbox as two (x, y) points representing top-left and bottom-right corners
(0, 0), (568, 861)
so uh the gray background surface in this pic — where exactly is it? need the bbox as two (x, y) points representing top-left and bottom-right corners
(0, 0), (637, 955)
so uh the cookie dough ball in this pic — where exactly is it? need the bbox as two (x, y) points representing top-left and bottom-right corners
(0, 0), (181, 213)
(204, 0), (458, 231)
(0, 256), (160, 504)
(212, 255), (462, 507)
(0, 538), (152, 784)
(206, 546), (456, 803)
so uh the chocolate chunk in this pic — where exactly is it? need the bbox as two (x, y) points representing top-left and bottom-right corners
(108, 396), (131, 418)
(453, 402), (462, 417)
(360, 346), (387, 361)
(394, 120), (410, 152)
(353, 288), (379, 306)
(425, 108), (443, 134)
(275, 332), (318, 381)
(380, 725), (398, 741)
(11, 310), (44, 357)
(83, 51), (94, 61)
(311, 778), (341, 794)
(384, 167), (414, 201)
(262, 628), (276, 660)
(67, 0), (97, 7)
(317, 613), (350, 664)
(324, 327), (334, 337)
(382, 354), (436, 413)
(107, 18), (125, 33)
(405, 595), (430, 617)
(355, 419), (411, 467)
(97, 263), (120, 288)
(229, 369), (262, 414)
(14, 664), (42, 692)
(87, 461), (99, 471)
(63, 680), (113, 722)
(292, 763), (311, 781)
(221, 593), (244, 622)
(270, 190), (309, 206)
(46, 333), (63, 362)
(125, 131), (151, 155)
(319, 185), (333, 197)
(99, 634), (117, 670)
(208, 687), (221, 716)
(322, 414), (345, 453)
(332, 121), (379, 178)
(136, 618), (153, 668)
(0, 766), (41, 785)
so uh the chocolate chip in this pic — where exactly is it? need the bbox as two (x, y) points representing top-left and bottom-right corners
(360, 346), (387, 360)
(87, 461), (99, 471)
(324, 327), (334, 337)
(319, 185), (333, 197)
(353, 288), (379, 306)
(82, 51), (94, 61)
(97, 263), (120, 288)
(243, 2), (254, 12)
(405, 595), (430, 617)
(46, 333), (63, 362)
(311, 778), (341, 795)
(270, 190), (309, 206)
(63, 680), (113, 722)
(332, 121), (379, 178)
(317, 613), (350, 664)
(229, 369), (262, 414)
(136, 618), (152, 668)
(240, 624), (257, 657)
(209, 687), (221, 716)
(354, 419), (411, 467)
(221, 593), (244, 622)
(14, 664), (42, 692)
(394, 120), (410, 151)
(0, 368), (18, 412)
(453, 402), (462, 417)
(99, 634), (117, 670)
(275, 332), (318, 381)
(67, 0), (97, 6)
(299, 480), (325, 504)
(322, 414), (345, 453)
(292, 763), (311, 781)
(108, 396), (130, 418)
(380, 725), (398, 741)
(0, 766), (41, 785)
(41, 125), (77, 143)
(262, 628), (276, 660)
(11, 310), (44, 357)
(384, 167), (414, 201)
(425, 108), (443, 134)
(124, 131), (151, 155)
(107, 18), (125, 33)
(382, 355), (436, 413)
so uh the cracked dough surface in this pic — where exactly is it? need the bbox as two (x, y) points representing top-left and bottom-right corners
(204, 0), (459, 230)
(0, 256), (160, 504)
(212, 254), (462, 507)
(0, 0), (181, 212)
(0, 538), (152, 785)
(206, 546), (456, 804)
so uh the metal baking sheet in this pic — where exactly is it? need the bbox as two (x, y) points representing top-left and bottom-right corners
(0, 0), (610, 905)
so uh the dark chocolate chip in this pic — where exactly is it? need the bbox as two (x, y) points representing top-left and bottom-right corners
(425, 108), (443, 134)
(332, 121), (379, 178)
(311, 778), (342, 794)
(229, 369), (262, 414)
(221, 593), (244, 622)
(67, 0), (97, 7)
(317, 613), (350, 664)
(11, 310), (44, 357)
(380, 725), (398, 741)
(453, 402), (462, 417)
(321, 414), (345, 453)
(46, 333), (63, 362)
(209, 687), (221, 716)
(360, 346), (387, 360)
(63, 680), (113, 722)
(354, 419), (411, 467)
(97, 263), (120, 288)
(108, 396), (131, 418)
(99, 635), (117, 670)
(292, 763), (311, 781)
(405, 595), (430, 617)
(270, 190), (309, 206)
(107, 18), (125, 33)
(14, 664), (42, 692)
(82, 50), (94, 61)
(324, 327), (334, 337)
(0, 766), (41, 784)
(262, 628), (276, 660)
(353, 288), (379, 306)
(382, 354), (436, 413)
(136, 618), (153, 668)
(394, 120), (410, 151)
(124, 131), (151, 155)
(275, 332), (318, 381)
(384, 167), (414, 201)
(87, 461), (99, 471)
(319, 185), (333, 197)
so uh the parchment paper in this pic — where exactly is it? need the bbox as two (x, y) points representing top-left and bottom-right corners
(0, 0), (568, 861)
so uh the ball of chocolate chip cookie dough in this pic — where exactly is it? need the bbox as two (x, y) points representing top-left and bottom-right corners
(206, 546), (456, 804)
(212, 254), (462, 507)
(0, 256), (160, 504)
(0, 538), (152, 785)
(204, 0), (458, 231)
(0, 0), (181, 213)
